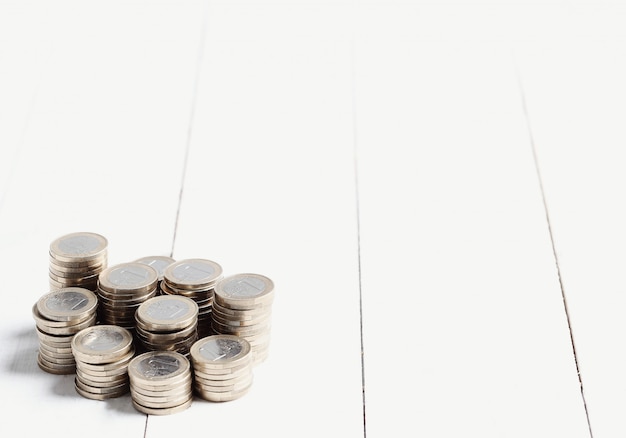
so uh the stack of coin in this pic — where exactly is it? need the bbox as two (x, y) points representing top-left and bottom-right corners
(128, 350), (193, 415)
(133, 255), (176, 295)
(96, 262), (159, 329)
(71, 325), (135, 400)
(135, 295), (199, 357)
(190, 335), (254, 402)
(33, 287), (98, 374)
(49, 232), (108, 292)
(212, 273), (274, 365)
(162, 258), (223, 339)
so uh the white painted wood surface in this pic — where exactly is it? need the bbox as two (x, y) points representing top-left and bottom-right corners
(2, 1), (625, 436)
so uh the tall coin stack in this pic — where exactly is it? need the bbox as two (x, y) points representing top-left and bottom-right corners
(96, 262), (159, 329)
(190, 335), (254, 402)
(128, 351), (193, 415)
(212, 273), (274, 365)
(33, 287), (98, 374)
(48, 232), (108, 292)
(71, 325), (135, 400)
(134, 255), (176, 295)
(135, 295), (199, 357)
(162, 259), (223, 339)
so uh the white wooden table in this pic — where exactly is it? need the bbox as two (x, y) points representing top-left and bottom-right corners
(1, 1), (624, 436)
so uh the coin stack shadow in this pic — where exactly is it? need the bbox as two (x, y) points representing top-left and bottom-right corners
(212, 273), (274, 366)
(133, 255), (176, 296)
(161, 259), (223, 339)
(128, 351), (193, 415)
(190, 335), (254, 402)
(96, 262), (159, 330)
(71, 325), (135, 400)
(33, 287), (98, 375)
(48, 232), (108, 292)
(135, 295), (199, 358)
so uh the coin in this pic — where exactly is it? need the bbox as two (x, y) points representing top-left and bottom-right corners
(49, 232), (108, 263)
(36, 287), (98, 322)
(190, 335), (252, 369)
(163, 259), (222, 290)
(128, 351), (191, 387)
(136, 295), (198, 332)
(134, 256), (176, 281)
(131, 398), (192, 416)
(71, 325), (133, 364)
(213, 273), (274, 309)
(194, 384), (252, 402)
(98, 263), (158, 294)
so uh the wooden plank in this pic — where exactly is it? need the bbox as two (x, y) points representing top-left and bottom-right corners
(354, 11), (590, 435)
(147, 1), (364, 437)
(516, 26), (626, 437)
(0, 1), (203, 436)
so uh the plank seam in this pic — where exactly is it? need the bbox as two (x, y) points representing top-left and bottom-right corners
(515, 62), (594, 438)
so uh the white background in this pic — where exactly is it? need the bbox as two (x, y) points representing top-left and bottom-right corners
(1, 1), (625, 436)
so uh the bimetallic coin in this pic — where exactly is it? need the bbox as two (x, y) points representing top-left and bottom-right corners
(214, 273), (274, 308)
(98, 263), (158, 293)
(36, 287), (98, 322)
(190, 335), (251, 370)
(163, 259), (222, 289)
(71, 325), (133, 364)
(49, 232), (108, 263)
(194, 383), (252, 402)
(134, 256), (176, 281)
(131, 398), (192, 415)
(136, 295), (198, 331)
(128, 351), (190, 387)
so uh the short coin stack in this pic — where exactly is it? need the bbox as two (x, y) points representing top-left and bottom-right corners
(49, 232), (108, 292)
(96, 262), (159, 329)
(128, 351), (193, 415)
(162, 259), (223, 338)
(135, 295), (199, 357)
(134, 255), (176, 295)
(33, 287), (98, 374)
(190, 335), (254, 402)
(71, 325), (134, 400)
(212, 273), (274, 365)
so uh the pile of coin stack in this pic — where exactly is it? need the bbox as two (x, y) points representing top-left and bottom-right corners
(71, 325), (135, 400)
(212, 273), (274, 365)
(49, 232), (108, 292)
(135, 295), (199, 357)
(162, 259), (223, 339)
(190, 335), (254, 402)
(128, 351), (193, 415)
(96, 262), (159, 329)
(33, 287), (98, 374)
(134, 256), (176, 295)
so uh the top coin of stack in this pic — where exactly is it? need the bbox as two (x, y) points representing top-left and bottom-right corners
(134, 255), (176, 295)
(96, 262), (159, 329)
(212, 273), (274, 365)
(49, 232), (108, 292)
(33, 287), (98, 374)
(162, 259), (223, 338)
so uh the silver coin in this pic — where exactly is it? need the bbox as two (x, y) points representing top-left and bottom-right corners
(98, 263), (158, 293)
(36, 287), (98, 322)
(37, 354), (75, 375)
(136, 295), (198, 331)
(214, 273), (274, 308)
(190, 335), (252, 370)
(131, 398), (192, 415)
(128, 351), (190, 387)
(49, 232), (108, 262)
(71, 325), (133, 364)
(134, 256), (176, 281)
(163, 259), (222, 289)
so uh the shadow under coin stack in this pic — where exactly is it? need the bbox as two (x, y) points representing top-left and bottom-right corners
(133, 255), (176, 295)
(71, 325), (134, 400)
(212, 273), (274, 365)
(162, 259), (223, 339)
(33, 287), (98, 375)
(128, 351), (193, 415)
(135, 295), (199, 357)
(96, 262), (159, 330)
(190, 334), (254, 402)
(48, 232), (108, 292)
